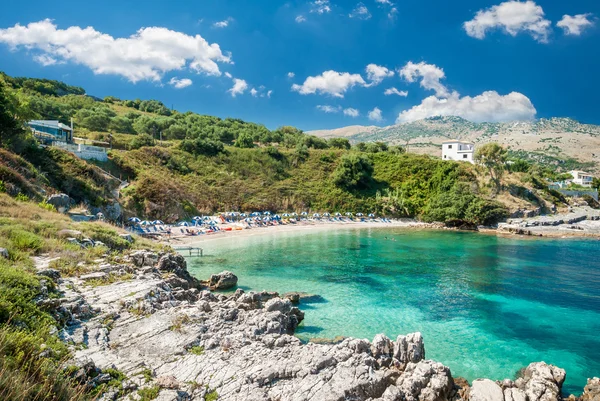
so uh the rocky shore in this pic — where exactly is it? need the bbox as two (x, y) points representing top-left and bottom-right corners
(35, 250), (599, 401)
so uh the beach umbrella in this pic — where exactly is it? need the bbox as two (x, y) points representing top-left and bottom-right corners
(140, 220), (153, 226)
(301, 212), (308, 216)
(203, 216), (211, 220)
(368, 213), (375, 217)
(334, 212), (342, 217)
(263, 211), (271, 216)
(345, 212), (353, 216)
(178, 222), (190, 227)
(356, 213), (364, 217)
(153, 220), (164, 225)
(240, 213), (247, 217)
(323, 212), (331, 217)
(313, 213), (320, 218)
(282, 213), (290, 217)
(192, 216), (202, 221)
(128, 217), (141, 223)
(291, 212), (298, 216)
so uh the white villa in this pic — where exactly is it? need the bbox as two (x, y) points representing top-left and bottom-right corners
(441, 141), (475, 163)
(569, 170), (594, 187)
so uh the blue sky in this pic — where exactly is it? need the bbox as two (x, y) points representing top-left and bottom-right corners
(0, 0), (598, 130)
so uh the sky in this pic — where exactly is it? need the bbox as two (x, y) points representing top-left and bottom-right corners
(0, 0), (598, 130)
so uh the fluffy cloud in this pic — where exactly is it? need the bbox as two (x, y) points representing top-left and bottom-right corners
(292, 70), (366, 97)
(343, 108), (360, 117)
(365, 64), (394, 85)
(0, 19), (231, 83)
(396, 91), (536, 123)
(557, 14), (595, 36)
(384, 87), (408, 96)
(224, 72), (233, 79)
(316, 105), (341, 113)
(169, 77), (193, 89)
(34, 54), (61, 66)
(398, 61), (449, 97)
(368, 107), (383, 122)
(250, 88), (258, 97)
(295, 15), (307, 23)
(349, 3), (371, 20)
(388, 8), (398, 20)
(267, 90), (273, 98)
(287, 72), (295, 78)
(311, 0), (331, 14)
(228, 79), (248, 97)
(375, 0), (393, 4)
(213, 17), (234, 28)
(463, 1), (551, 43)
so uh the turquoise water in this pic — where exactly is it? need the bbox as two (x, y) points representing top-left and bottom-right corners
(184, 228), (600, 394)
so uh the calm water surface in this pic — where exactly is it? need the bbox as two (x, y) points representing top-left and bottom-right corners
(183, 228), (600, 394)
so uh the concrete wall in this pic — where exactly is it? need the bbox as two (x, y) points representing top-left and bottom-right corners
(553, 188), (599, 201)
(52, 141), (108, 161)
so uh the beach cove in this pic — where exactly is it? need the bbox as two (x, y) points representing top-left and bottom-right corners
(179, 227), (600, 394)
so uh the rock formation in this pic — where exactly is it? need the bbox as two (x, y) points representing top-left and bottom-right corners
(34, 249), (582, 401)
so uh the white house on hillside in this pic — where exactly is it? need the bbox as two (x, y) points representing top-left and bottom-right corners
(441, 141), (475, 163)
(569, 170), (594, 187)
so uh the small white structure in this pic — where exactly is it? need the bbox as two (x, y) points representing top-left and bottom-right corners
(442, 141), (475, 163)
(52, 141), (108, 162)
(569, 170), (594, 187)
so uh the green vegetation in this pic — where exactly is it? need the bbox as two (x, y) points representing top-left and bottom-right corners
(189, 345), (205, 355)
(205, 388), (219, 401)
(137, 385), (161, 400)
(475, 143), (507, 195)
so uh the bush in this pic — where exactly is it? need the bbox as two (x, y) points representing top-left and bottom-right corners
(332, 153), (374, 190)
(130, 134), (155, 150)
(37, 201), (56, 212)
(180, 138), (224, 157)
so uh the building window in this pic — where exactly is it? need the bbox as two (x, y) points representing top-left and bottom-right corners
(444, 155), (447, 159)
(448, 145), (452, 149)
(463, 154), (468, 159)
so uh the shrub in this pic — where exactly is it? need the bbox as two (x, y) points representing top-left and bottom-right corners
(37, 201), (56, 212)
(7, 228), (43, 253)
(130, 134), (155, 150)
(188, 345), (204, 355)
(137, 385), (160, 401)
(15, 193), (28, 202)
(332, 153), (373, 190)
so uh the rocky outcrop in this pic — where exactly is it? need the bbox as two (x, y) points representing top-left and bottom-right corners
(46, 193), (72, 212)
(581, 378), (600, 401)
(35, 249), (579, 401)
(205, 270), (238, 290)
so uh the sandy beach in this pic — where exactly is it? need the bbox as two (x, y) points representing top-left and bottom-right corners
(162, 219), (433, 248)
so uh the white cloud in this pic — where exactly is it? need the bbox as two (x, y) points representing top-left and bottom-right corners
(168, 77), (193, 89)
(463, 1), (551, 43)
(213, 17), (234, 28)
(287, 72), (295, 78)
(396, 91), (536, 123)
(295, 15), (307, 23)
(384, 87), (408, 96)
(317, 105), (342, 113)
(375, 0), (393, 4)
(292, 70), (366, 97)
(311, 0), (331, 14)
(388, 7), (398, 20)
(224, 72), (233, 79)
(0, 19), (231, 83)
(349, 3), (371, 20)
(398, 61), (449, 97)
(33, 54), (60, 66)
(368, 107), (383, 122)
(365, 64), (394, 85)
(228, 78), (248, 97)
(267, 90), (273, 98)
(250, 88), (258, 97)
(343, 108), (360, 117)
(557, 14), (595, 36)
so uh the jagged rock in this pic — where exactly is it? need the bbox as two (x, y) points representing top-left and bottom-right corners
(382, 360), (454, 401)
(505, 387), (528, 401)
(0, 247), (9, 259)
(393, 332), (425, 366)
(131, 250), (160, 267)
(37, 268), (61, 281)
(283, 292), (300, 304)
(517, 362), (566, 401)
(471, 379), (504, 401)
(156, 375), (180, 389)
(57, 229), (83, 238)
(120, 234), (134, 243)
(207, 270), (238, 290)
(80, 272), (108, 281)
(582, 377), (600, 401)
(47, 193), (71, 212)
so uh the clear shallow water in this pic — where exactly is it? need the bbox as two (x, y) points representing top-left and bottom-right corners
(183, 228), (600, 394)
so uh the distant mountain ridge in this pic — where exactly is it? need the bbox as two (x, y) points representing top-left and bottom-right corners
(308, 116), (600, 172)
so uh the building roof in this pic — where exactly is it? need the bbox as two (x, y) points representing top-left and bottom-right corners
(441, 140), (473, 145)
(569, 170), (593, 175)
(28, 120), (72, 131)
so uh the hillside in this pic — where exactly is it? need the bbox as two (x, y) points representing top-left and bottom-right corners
(309, 116), (600, 173)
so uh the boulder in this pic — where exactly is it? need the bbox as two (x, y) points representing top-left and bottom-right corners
(393, 332), (425, 366)
(46, 193), (71, 212)
(390, 360), (455, 401)
(131, 251), (160, 267)
(582, 377), (600, 401)
(37, 268), (61, 281)
(283, 292), (300, 304)
(56, 229), (83, 239)
(517, 362), (566, 401)
(0, 248), (8, 259)
(471, 379), (504, 401)
(120, 234), (134, 243)
(207, 270), (238, 290)
(156, 375), (180, 389)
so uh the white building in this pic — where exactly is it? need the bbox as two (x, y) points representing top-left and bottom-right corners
(569, 170), (594, 187)
(441, 141), (475, 163)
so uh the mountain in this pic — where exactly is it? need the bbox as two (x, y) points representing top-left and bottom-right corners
(308, 116), (600, 173)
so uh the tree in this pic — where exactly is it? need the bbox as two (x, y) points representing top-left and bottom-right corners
(235, 132), (254, 148)
(474, 142), (507, 195)
(180, 138), (224, 156)
(0, 80), (29, 150)
(328, 138), (351, 150)
(592, 177), (600, 190)
(130, 133), (155, 149)
(333, 153), (374, 190)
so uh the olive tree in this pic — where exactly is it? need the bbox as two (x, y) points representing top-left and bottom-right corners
(474, 142), (507, 195)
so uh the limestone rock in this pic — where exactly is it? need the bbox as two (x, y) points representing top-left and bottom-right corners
(207, 270), (238, 290)
(0, 247), (9, 259)
(56, 229), (83, 238)
(389, 360), (455, 401)
(394, 332), (425, 366)
(582, 377), (600, 401)
(156, 375), (180, 389)
(471, 379), (504, 401)
(518, 362), (566, 401)
(47, 193), (71, 212)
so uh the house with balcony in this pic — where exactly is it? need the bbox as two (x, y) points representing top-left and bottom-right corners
(28, 120), (73, 144)
(569, 170), (594, 187)
(441, 141), (475, 163)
